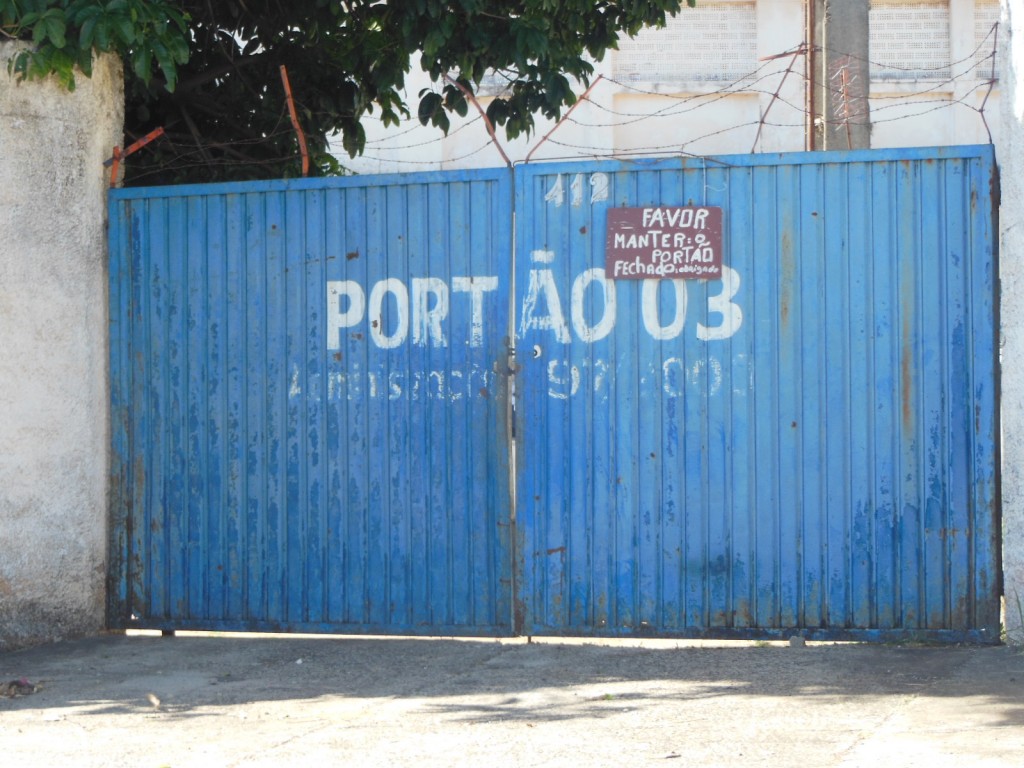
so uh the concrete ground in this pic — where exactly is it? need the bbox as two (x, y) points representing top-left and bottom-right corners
(2, 632), (1023, 767)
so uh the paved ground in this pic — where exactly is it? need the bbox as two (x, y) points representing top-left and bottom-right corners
(2, 632), (1023, 767)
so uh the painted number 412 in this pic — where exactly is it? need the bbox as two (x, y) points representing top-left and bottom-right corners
(544, 173), (610, 207)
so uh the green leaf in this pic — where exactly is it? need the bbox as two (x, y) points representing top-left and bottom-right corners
(417, 91), (442, 125)
(167, 34), (189, 64)
(45, 14), (66, 47)
(115, 16), (135, 44)
(78, 15), (97, 48)
(50, 47), (75, 85)
(434, 109), (450, 133)
(93, 19), (109, 49)
(422, 26), (445, 57)
(150, 38), (177, 89)
(30, 18), (46, 44)
(485, 98), (508, 126)
(444, 84), (468, 117)
(0, 0), (17, 26)
(76, 47), (93, 77)
(162, 6), (187, 33)
(8, 51), (27, 80)
(131, 46), (151, 81)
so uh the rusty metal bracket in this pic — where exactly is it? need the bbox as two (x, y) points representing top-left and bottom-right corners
(105, 127), (166, 187)
(280, 65), (310, 177)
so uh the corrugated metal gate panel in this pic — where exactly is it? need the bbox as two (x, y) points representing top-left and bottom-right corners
(513, 146), (999, 640)
(110, 147), (998, 641)
(109, 170), (513, 633)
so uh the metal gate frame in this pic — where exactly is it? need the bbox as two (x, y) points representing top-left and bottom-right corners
(109, 145), (1000, 643)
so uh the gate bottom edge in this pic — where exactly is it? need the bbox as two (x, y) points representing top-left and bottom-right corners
(519, 626), (1001, 646)
(117, 618), (516, 639)
(112, 619), (1000, 645)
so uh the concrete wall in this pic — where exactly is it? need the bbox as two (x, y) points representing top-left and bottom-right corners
(1000, 1), (1024, 643)
(0, 45), (122, 650)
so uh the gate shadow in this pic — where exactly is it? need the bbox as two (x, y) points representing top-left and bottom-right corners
(2, 634), (1023, 729)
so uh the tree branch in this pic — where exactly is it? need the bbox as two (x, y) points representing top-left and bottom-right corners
(173, 51), (267, 95)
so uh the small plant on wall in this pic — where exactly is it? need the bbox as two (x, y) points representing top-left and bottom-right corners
(1, 0), (188, 91)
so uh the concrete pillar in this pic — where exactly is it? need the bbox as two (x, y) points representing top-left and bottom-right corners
(1000, 0), (1024, 643)
(951, 0), (981, 142)
(0, 45), (123, 650)
(811, 0), (872, 149)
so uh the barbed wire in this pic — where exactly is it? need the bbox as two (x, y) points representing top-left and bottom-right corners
(356, 135), (502, 166)
(360, 115), (483, 150)
(543, 122), (762, 157)
(117, 21), (1003, 181)
(122, 125), (304, 184)
(523, 22), (1001, 160)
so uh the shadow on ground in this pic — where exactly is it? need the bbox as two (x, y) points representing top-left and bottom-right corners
(2, 633), (1022, 727)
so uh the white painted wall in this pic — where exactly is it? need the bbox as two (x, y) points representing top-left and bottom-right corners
(999, 1), (1024, 643)
(0, 45), (122, 650)
(870, 0), (1001, 148)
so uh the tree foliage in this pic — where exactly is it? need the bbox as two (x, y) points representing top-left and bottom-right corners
(2, 0), (696, 184)
(1, 1), (188, 89)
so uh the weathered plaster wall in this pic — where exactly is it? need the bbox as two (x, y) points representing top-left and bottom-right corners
(1000, 1), (1024, 642)
(0, 45), (122, 650)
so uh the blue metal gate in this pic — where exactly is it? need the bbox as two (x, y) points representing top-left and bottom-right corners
(110, 146), (999, 641)
(514, 146), (999, 641)
(109, 170), (514, 633)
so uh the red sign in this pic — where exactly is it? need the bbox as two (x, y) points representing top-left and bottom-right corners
(605, 206), (723, 280)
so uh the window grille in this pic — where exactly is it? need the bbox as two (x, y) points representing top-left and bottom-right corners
(613, 2), (758, 84)
(974, 1), (1000, 80)
(869, 3), (951, 81)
